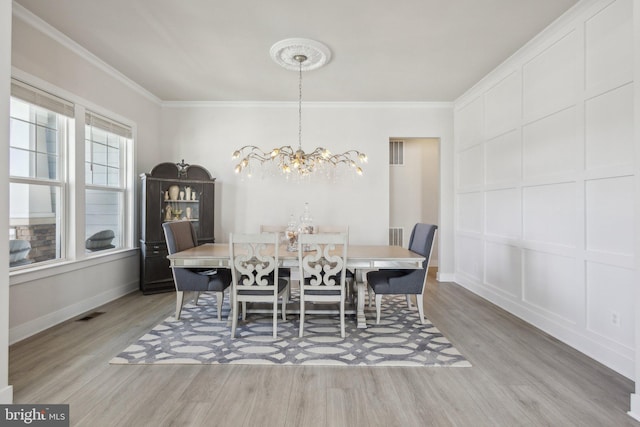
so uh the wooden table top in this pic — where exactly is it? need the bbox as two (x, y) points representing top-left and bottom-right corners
(167, 243), (425, 269)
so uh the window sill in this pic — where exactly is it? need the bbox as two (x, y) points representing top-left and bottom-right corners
(9, 248), (140, 286)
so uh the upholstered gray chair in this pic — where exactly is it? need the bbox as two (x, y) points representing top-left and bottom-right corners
(367, 223), (437, 324)
(298, 232), (348, 338)
(162, 221), (232, 320)
(229, 232), (289, 338)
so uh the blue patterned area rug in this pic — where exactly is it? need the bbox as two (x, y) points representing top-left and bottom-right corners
(110, 293), (471, 367)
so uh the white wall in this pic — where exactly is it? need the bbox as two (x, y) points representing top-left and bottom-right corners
(390, 138), (440, 264)
(1, 0), (14, 405)
(454, 0), (635, 378)
(7, 9), (163, 343)
(160, 103), (454, 272)
(629, 0), (640, 420)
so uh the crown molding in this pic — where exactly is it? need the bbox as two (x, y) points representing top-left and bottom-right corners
(162, 100), (453, 109)
(12, 1), (162, 105)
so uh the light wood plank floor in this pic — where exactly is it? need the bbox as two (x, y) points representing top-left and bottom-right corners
(9, 270), (638, 426)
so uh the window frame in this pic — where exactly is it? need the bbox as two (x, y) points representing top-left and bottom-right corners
(9, 74), (137, 277)
(84, 110), (132, 254)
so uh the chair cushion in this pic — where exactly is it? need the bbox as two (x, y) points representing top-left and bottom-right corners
(278, 267), (291, 279)
(9, 239), (31, 263)
(205, 268), (233, 292)
(85, 229), (115, 251)
(303, 276), (343, 295)
(174, 267), (232, 292)
(237, 278), (288, 295)
(368, 269), (422, 294)
(304, 288), (342, 296)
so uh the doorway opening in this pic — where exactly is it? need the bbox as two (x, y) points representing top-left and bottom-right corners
(389, 137), (440, 267)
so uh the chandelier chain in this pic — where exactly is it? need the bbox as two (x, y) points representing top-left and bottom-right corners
(298, 59), (303, 151)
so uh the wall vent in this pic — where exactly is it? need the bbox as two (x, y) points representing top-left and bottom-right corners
(389, 140), (404, 165)
(389, 227), (404, 247)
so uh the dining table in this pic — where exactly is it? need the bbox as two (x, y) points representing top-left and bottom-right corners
(167, 243), (426, 328)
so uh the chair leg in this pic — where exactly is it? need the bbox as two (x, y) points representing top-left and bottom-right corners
(340, 296), (345, 338)
(299, 292), (305, 338)
(349, 278), (357, 304)
(175, 291), (185, 320)
(406, 294), (413, 309)
(416, 295), (425, 324)
(281, 288), (289, 321)
(242, 301), (247, 321)
(231, 298), (239, 338)
(194, 291), (201, 306)
(216, 291), (223, 321)
(375, 294), (383, 324)
(273, 300), (278, 338)
(368, 283), (374, 308)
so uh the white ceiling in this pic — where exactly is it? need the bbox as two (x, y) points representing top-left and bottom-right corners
(14, 0), (578, 102)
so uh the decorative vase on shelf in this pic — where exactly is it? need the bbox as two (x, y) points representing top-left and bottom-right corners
(168, 185), (180, 201)
(186, 207), (192, 219)
(185, 186), (192, 201)
(179, 191), (185, 201)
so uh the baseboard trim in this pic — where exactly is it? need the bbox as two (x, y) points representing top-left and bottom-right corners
(454, 273), (634, 379)
(628, 394), (640, 421)
(0, 385), (13, 404)
(436, 272), (455, 282)
(9, 281), (138, 345)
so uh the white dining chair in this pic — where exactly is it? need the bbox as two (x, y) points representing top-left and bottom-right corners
(298, 232), (349, 338)
(229, 232), (289, 338)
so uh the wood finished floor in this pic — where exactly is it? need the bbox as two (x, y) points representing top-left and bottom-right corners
(9, 270), (638, 427)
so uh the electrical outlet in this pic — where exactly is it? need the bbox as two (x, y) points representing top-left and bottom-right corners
(611, 312), (621, 327)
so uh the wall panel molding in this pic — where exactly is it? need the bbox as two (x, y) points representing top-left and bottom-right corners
(454, 0), (635, 379)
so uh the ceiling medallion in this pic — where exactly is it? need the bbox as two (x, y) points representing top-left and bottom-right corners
(269, 38), (332, 71)
(232, 38), (367, 179)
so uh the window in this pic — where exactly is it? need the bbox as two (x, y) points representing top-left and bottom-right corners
(9, 81), (72, 267)
(85, 112), (131, 253)
(9, 78), (135, 269)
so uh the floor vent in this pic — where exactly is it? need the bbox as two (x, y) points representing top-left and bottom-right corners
(76, 311), (105, 321)
(389, 227), (404, 247)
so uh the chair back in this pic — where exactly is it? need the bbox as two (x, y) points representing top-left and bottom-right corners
(229, 233), (280, 295)
(316, 225), (348, 233)
(408, 223), (438, 269)
(162, 221), (198, 255)
(316, 225), (349, 242)
(298, 233), (348, 292)
(384, 223), (437, 295)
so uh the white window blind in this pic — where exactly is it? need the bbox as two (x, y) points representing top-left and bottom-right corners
(85, 111), (132, 139)
(11, 79), (74, 118)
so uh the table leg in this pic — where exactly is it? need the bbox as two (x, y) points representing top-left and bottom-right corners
(356, 272), (367, 329)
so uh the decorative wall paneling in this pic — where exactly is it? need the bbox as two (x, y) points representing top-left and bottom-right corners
(453, 0), (635, 378)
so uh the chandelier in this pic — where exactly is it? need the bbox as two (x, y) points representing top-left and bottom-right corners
(232, 38), (367, 178)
